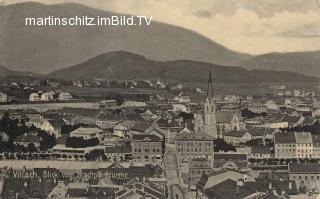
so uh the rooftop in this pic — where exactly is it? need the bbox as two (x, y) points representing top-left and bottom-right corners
(176, 132), (214, 141)
(70, 127), (103, 135)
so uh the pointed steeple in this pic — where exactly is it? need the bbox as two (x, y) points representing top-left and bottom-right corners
(206, 66), (214, 98)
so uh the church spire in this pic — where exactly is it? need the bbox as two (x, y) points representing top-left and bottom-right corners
(206, 66), (214, 98)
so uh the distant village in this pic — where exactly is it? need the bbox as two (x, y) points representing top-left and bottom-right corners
(0, 73), (320, 199)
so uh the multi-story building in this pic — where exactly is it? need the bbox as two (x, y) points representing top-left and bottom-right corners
(131, 134), (163, 161)
(0, 92), (7, 102)
(223, 130), (252, 146)
(274, 131), (313, 159)
(295, 132), (313, 159)
(176, 132), (214, 162)
(70, 127), (104, 140)
(289, 163), (320, 191)
(312, 135), (320, 159)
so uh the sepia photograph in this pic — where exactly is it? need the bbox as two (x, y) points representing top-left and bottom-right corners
(0, 0), (320, 198)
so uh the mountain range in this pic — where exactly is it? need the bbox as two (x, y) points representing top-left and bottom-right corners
(48, 51), (319, 84)
(241, 51), (320, 77)
(0, 2), (319, 79)
(0, 2), (250, 74)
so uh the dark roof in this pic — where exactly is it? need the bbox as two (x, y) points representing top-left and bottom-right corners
(2, 177), (56, 199)
(204, 179), (260, 199)
(251, 146), (271, 154)
(47, 119), (66, 129)
(247, 127), (275, 136)
(214, 153), (247, 161)
(280, 115), (300, 125)
(132, 134), (161, 142)
(223, 131), (248, 138)
(289, 163), (320, 173)
(274, 132), (295, 144)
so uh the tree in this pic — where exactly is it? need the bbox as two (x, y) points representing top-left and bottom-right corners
(66, 137), (99, 148)
(114, 94), (124, 106)
(214, 138), (236, 152)
(27, 143), (37, 153)
(38, 131), (56, 151)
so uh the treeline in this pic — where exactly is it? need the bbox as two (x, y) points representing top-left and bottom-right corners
(0, 112), (56, 152)
(65, 137), (99, 148)
(241, 109), (267, 119)
(280, 121), (320, 134)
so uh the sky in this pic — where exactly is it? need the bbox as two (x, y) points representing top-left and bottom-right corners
(3, 0), (320, 54)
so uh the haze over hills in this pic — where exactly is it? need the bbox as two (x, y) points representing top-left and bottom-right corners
(241, 51), (320, 78)
(48, 51), (320, 84)
(0, 2), (251, 74)
(0, 64), (37, 77)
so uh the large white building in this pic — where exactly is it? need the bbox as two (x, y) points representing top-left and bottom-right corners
(274, 131), (316, 159)
(70, 127), (104, 140)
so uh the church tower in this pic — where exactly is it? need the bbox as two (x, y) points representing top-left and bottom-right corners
(204, 66), (217, 138)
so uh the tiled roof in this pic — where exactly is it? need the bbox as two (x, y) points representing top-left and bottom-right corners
(176, 132), (214, 141)
(294, 132), (312, 144)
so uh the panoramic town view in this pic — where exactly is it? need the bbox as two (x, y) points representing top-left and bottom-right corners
(1, 0), (320, 199)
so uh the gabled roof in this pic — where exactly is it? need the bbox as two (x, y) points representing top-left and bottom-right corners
(47, 118), (66, 129)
